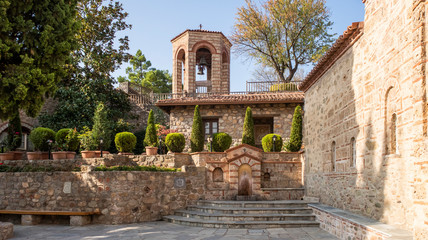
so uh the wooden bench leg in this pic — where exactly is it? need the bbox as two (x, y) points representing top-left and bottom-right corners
(70, 215), (91, 226)
(21, 215), (41, 225)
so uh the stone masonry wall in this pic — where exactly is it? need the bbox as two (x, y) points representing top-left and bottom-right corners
(304, 0), (427, 237)
(169, 103), (298, 151)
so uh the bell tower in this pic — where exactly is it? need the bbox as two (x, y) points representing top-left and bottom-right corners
(171, 29), (232, 94)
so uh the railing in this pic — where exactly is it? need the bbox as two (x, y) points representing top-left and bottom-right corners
(246, 80), (303, 92)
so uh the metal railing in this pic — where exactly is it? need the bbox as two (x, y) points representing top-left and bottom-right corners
(246, 80), (303, 92)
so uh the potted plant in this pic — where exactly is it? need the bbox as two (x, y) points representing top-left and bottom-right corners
(6, 114), (23, 160)
(165, 133), (185, 153)
(92, 102), (112, 157)
(0, 140), (14, 160)
(79, 127), (98, 158)
(144, 110), (158, 155)
(55, 128), (80, 159)
(51, 142), (68, 160)
(262, 134), (283, 152)
(28, 127), (56, 160)
(115, 132), (137, 155)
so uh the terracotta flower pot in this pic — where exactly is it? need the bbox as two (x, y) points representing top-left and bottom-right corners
(94, 151), (110, 157)
(27, 152), (43, 160)
(0, 153), (14, 161)
(9, 151), (24, 160)
(118, 152), (133, 156)
(52, 152), (67, 160)
(145, 147), (158, 156)
(81, 150), (96, 159)
(66, 152), (76, 160)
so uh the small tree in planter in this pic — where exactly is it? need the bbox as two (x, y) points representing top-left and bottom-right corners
(284, 105), (303, 152)
(262, 134), (283, 152)
(6, 114), (23, 159)
(92, 102), (113, 155)
(190, 105), (204, 152)
(79, 127), (98, 158)
(212, 132), (232, 152)
(144, 110), (158, 155)
(115, 132), (137, 154)
(54, 128), (79, 159)
(242, 107), (255, 146)
(28, 127), (56, 160)
(165, 133), (185, 153)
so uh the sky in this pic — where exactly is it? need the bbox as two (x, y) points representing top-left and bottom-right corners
(112, 0), (365, 91)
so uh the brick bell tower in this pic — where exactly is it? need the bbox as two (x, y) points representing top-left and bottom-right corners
(171, 29), (232, 94)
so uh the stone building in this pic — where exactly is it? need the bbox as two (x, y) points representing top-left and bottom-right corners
(156, 29), (303, 149)
(300, 0), (427, 239)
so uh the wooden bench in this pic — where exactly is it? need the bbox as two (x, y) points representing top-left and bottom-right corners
(0, 210), (101, 226)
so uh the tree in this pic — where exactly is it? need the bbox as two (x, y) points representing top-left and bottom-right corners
(39, 0), (132, 131)
(118, 49), (172, 93)
(6, 114), (22, 151)
(92, 102), (114, 150)
(0, 0), (79, 120)
(285, 105), (303, 152)
(144, 110), (158, 147)
(190, 105), (204, 152)
(242, 107), (255, 146)
(232, 0), (334, 83)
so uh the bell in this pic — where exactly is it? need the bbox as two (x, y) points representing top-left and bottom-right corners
(199, 56), (208, 66)
(197, 64), (205, 75)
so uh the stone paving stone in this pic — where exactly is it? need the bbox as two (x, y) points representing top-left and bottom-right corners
(225, 228), (248, 235)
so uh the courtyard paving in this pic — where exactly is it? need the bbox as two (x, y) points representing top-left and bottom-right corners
(11, 221), (339, 240)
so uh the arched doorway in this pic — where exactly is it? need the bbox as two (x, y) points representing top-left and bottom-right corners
(238, 164), (252, 196)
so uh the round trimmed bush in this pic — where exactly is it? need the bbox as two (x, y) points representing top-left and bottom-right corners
(261, 134), (283, 152)
(55, 128), (79, 151)
(165, 133), (185, 153)
(55, 128), (71, 145)
(212, 132), (232, 152)
(115, 132), (137, 153)
(29, 127), (56, 151)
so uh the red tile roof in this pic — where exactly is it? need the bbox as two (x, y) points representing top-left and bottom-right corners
(171, 29), (232, 45)
(156, 92), (304, 108)
(299, 22), (364, 92)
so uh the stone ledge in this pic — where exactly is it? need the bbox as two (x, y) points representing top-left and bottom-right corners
(309, 203), (412, 240)
(0, 221), (13, 240)
(261, 188), (304, 191)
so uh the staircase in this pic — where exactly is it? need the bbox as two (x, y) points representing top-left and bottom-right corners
(163, 200), (319, 228)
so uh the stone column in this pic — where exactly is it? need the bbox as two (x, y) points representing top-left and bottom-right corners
(210, 53), (222, 93)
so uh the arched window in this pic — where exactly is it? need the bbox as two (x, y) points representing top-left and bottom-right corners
(331, 141), (336, 172)
(350, 137), (356, 168)
(263, 172), (270, 182)
(390, 113), (397, 154)
(212, 167), (224, 182)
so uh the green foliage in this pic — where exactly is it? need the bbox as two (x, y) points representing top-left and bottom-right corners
(29, 127), (56, 151)
(144, 110), (158, 147)
(92, 102), (113, 149)
(284, 105), (303, 152)
(79, 127), (97, 151)
(0, 165), (81, 173)
(118, 49), (172, 93)
(165, 133), (185, 153)
(270, 83), (298, 92)
(38, 0), (132, 131)
(56, 129), (72, 146)
(190, 105), (204, 152)
(262, 134), (283, 152)
(212, 133), (232, 152)
(6, 114), (22, 151)
(133, 129), (146, 154)
(0, 0), (79, 120)
(94, 165), (180, 172)
(231, 0), (334, 83)
(242, 107), (255, 146)
(115, 132), (137, 153)
(66, 129), (80, 151)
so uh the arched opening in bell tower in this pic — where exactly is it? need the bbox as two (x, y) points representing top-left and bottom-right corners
(195, 47), (212, 93)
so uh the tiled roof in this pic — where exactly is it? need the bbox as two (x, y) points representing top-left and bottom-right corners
(171, 29), (232, 45)
(299, 22), (364, 92)
(155, 92), (304, 107)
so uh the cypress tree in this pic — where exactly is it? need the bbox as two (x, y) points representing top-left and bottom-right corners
(190, 105), (204, 152)
(242, 107), (255, 146)
(6, 114), (22, 151)
(285, 105), (303, 152)
(144, 109), (158, 147)
(92, 102), (113, 149)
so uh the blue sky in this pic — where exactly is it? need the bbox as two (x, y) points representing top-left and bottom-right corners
(113, 0), (365, 91)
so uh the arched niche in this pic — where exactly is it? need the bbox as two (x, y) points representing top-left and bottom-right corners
(212, 167), (224, 182)
(238, 164), (252, 196)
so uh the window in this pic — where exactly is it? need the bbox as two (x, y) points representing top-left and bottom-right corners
(350, 137), (356, 168)
(203, 119), (218, 138)
(331, 141), (336, 172)
(390, 113), (397, 154)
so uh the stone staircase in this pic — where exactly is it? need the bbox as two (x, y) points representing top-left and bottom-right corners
(163, 200), (319, 228)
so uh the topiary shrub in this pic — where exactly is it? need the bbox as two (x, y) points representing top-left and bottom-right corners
(92, 102), (113, 150)
(7, 114), (22, 151)
(165, 133), (185, 153)
(29, 127), (56, 151)
(262, 134), (283, 152)
(270, 82), (298, 92)
(115, 132), (137, 153)
(242, 107), (255, 146)
(284, 105), (303, 152)
(55, 128), (72, 146)
(190, 105), (204, 152)
(212, 132), (232, 152)
(65, 129), (80, 151)
(144, 110), (158, 147)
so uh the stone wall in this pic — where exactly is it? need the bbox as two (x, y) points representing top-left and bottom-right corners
(170, 103), (298, 151)
(303, 0), (427, 237)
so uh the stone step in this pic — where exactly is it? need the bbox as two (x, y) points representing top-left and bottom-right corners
(174, 210), (316, 221)
(196, 200), (313, 208)
(187, 205), (314, 214)
(163, 215), (320, 229)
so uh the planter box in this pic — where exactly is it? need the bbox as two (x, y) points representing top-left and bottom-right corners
(145, 147), (158, 156)
(0, 153), (14, 161)
(81, 151), (97, 159)
(52, 152), (67, 160)
(26, 152), (49, 160)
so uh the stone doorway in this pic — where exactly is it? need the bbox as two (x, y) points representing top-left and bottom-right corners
(238, 164), (252, 196)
